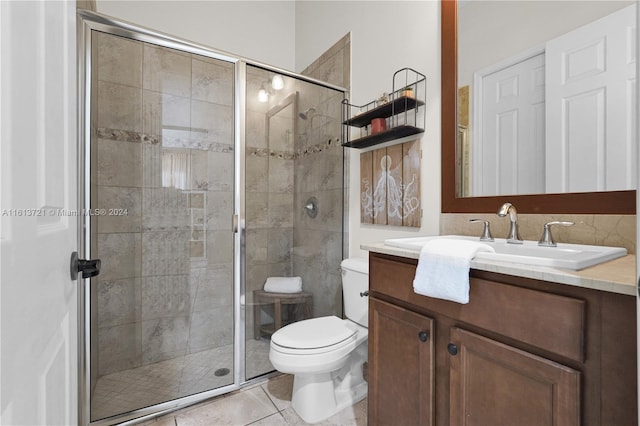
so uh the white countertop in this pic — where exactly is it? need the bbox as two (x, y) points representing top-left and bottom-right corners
(362, 242), (637, 297)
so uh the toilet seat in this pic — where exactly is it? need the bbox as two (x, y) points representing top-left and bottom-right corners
(271, 316), (357, 355)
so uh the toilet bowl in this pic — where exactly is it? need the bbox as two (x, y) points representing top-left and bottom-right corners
(269, 257), (369, 424)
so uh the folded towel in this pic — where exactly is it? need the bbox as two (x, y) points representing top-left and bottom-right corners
(264, 276), (303, 293)
(413, 239), (495, 304)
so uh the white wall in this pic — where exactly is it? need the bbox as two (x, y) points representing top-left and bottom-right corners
(96, 0), (296, 70)
(295, 1), (441, 257)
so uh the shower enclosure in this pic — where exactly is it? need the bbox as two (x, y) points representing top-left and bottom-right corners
(79, 11), (345, 425)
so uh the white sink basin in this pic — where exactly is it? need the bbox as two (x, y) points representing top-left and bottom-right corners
(383, 235), (627, 270)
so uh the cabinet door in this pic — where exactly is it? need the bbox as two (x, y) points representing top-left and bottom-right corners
(449, 327), (580, 426)
(369, 298), (434, 426)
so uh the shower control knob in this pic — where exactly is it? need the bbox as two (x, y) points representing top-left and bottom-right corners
(447, 343), (459, 356)
(418, 331), (429, 342)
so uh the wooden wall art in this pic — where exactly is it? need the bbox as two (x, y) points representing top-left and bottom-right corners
(360, 140), (420, 227)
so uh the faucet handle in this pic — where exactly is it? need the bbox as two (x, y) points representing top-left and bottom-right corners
(469, 219), (494, 242)
(538, 221), (574, 247)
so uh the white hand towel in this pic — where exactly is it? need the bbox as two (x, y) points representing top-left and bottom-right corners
(413, 239), (495, 304)
(264, 276), (303, 293)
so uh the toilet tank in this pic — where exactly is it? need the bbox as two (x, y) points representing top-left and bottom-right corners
(341, 257), (369, 327)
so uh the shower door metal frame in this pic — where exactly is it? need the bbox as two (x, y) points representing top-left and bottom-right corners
(77, 10), (347, 426)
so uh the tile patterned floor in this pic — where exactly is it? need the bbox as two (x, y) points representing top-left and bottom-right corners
(92, 339), (273, 421)
(136, 374), (368, 426)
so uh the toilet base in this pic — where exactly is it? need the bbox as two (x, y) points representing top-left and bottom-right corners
(290, 344), (368, 424)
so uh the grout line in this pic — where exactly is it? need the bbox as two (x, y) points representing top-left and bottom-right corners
(244, 411), (287, 426)
(258, 383), (280, 412)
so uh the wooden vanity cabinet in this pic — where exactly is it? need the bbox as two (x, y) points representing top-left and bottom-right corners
(368, 252), (637, 426)
(369, 298), (435, 425)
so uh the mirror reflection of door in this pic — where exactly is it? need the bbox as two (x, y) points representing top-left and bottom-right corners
(546, 5), (636, 193)
(474, 52), (545, 196)
(461, 1), (636, 197)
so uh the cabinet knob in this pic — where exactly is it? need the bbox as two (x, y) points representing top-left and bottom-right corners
(418, 331), (429, 342)
(447, 343), (458, 355)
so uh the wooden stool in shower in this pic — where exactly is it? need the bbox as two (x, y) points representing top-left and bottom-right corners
(253, 290), (313, 340)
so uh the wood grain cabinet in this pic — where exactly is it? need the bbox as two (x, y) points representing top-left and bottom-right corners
(369, 298), (434, 425)
(368, 252), (637, 426)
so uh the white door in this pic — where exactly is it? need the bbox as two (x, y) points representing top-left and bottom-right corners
(474, 52), (546, 196)
(546, 4), (636, 193)
(1, 1), (78, 425)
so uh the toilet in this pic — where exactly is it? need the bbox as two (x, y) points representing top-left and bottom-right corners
(269, 257), (369, 424)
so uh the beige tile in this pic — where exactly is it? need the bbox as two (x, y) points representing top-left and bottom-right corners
(97, 322), (142, 375)
(175, 386), (278, 426)
(206, 191), (233, 231)
(246, 155), (269, 193)
(207, 150), (234, 191)
(261, 374), (293, 411)
(97, 277), (141, 327)
(143, 90), (191, 137)
(268, 158), (294, 193)
(268, 113), (294, 153)
(190, 241), (205, 258)
(97, 185), (142, 233)
(97, 138), (142, 187)
(246, 110), (268, 149)
(188, 307), (233, 352)
(97, 32), (142, 87)
(268, 192), (294, 228)
(206, 230), (234, 264)
(141, 274), (191, 320)
(246, 192), (269, 228)
(279, 397), (367, 426)
(143, 45), (191, 97)
(96, 232), (141, 280)
(141, 230), (190, 276)
(141, 316), (190, 364)
(248, 412), (288, 425)
(439, 213), (637, 254)
(246, 228), (268, 264)
(97, 81), (143, 132)
(191, 57), (233, 106)
(190, 192), (205, 209)
(190, 100), (233, 144)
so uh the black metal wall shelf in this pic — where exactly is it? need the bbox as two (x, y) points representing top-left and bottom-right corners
(343, 96), (425, 128)
(342, 67), (426, 149)
(341, 125), (423, 149)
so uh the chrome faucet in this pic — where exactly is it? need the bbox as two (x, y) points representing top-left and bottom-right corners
(538, 221), (575, 247)
(496, 202), (523, 244)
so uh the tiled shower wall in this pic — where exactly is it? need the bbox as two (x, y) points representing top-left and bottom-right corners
(244, 62), (345, 338)
(297, 33), (350, 317)
(91, 32), (235, 382)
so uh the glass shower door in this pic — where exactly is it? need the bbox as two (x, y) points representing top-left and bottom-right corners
(88, 30), (236, 422)
(243, 64), (345, 380)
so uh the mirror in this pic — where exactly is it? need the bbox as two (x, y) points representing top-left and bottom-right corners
(441, 0), (636, 214)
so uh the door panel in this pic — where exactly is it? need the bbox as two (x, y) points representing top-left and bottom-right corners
(546, 4), (637, 192)
(476, 53), (545, 196)
(449, 327), (580, 426)
(369, 298), (434, 426)
(0, 1), (78, 424)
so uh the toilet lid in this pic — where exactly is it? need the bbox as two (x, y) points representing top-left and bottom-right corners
(271, 316), (356, 349)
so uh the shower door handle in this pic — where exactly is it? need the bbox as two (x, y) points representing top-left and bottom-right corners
(70, 251), (101, 280)
(232, 214), (239, 233)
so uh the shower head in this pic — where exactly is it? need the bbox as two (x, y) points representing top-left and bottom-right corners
(298, 107), (316, 120)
